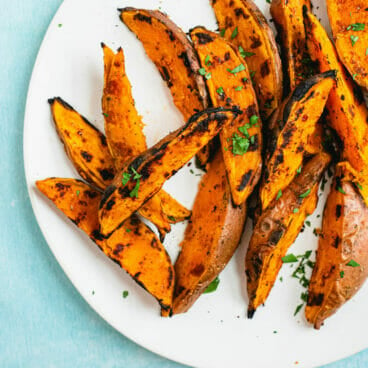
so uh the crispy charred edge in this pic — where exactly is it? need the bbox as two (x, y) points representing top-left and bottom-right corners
(48, 97), (108, 140)
(282, 70), (337, 123)
(119, 7), (209, 109)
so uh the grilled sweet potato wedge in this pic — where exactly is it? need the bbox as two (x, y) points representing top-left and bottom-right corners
(99, 107), (240, 237)
(190, 27), (262, 205)
(120, 8), (212, 165)
(102, 45), (190, 239)
(49, 97), (115, 190)
(326, 0), (368, 90)
(306, 166), (368, 329)
(49, 97), (188, 240)
(270, 0), (313, 93)
(36, 178), (174, 311)
(260, 72), (335, 211)
(246, 152), (331, 317)
(211, 0), (283, 118)
(172, 151), (247, 314)
(304, 10), (368, 205)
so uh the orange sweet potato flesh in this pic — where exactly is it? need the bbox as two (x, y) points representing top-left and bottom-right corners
(260, 72), (335, 211)
(102, 45), (190, 238)
(172, 151), (247, 315)
(190, 27), (262, 205)
(49, 97), (115, 190)
(306, 166), (368, 329)
(304, 10), (368, 205)
(246, 152), (331, 316)
(49, 97), (187, 240)
(211, 0), (283, 118)
(270, 0), (313, 93)
(36, 178), (174, 311)
(99, 107), (240, 237)
(119, 8), (213, 166)
(326, 0), (368, 90)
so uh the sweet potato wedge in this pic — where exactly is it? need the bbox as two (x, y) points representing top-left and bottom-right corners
(102, 45), (190, 239)
(36, 178), (174, 311)
(119, 7), (213, 166)
(49, 97), (115, 190)
(260, 72), (335, 211)
(270, 0), (313, 93)
(172, 151), (247, 314)
(190, 27), (262, 205)
(326, 0), (368, 90)
(304, 9), (368, 205)
(211, 0), (283, 118)
(99, 107), (240, 237)
(49, 97), (187, 240)
(246, 152), (331, 316)
(306, 166), (368, 329)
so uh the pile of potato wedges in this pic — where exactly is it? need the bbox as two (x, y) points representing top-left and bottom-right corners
(37, 0), (368, 329)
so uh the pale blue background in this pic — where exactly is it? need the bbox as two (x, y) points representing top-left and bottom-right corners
(0, 1), (367, 367)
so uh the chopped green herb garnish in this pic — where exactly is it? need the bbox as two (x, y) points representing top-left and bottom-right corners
(276, 190), (282, 200)
(238, 45), (255, 58)
(122, 172), (131, 186)
(356, 182), (363, 190)
(235, 86), (243, 91)
(168, 216), (176, 222)
(350, 35), (359, 46)
(301, 291), (308, 302)
(279, 276), (283, 282)
(76, 190), (80, 197)
(305, 220), (311, 227)
(220, 28), (226, 37)
(92, 290), (95, 295)
(228, 64), (246, 74)
(205, 72), (212, 80)
(103, 112), (109, 117)
(266, 0), (271, 3)
(299, 189), (311, 198)
(232, 134), (250, 155)
(205, 55), (211, 65)
(129, 179), (140, 198)
(366, 48), (368, 56)
(293, 208), (299, 213)
(58, 23), (63, 28)
(203, 277), (220, 293)
(198, 67), (206, 76)
(131, 167), (141, 180)
(250, 115), (259, 125)
(282, 254), (298, 263)
(125, 228), (131, 233)
(250, 135), (255, 144)
(250, 71), (256, 78)
(340, 271), (345, 278)
(352, 73), (358, 80)
(242, 77), (248, 82)
(273, 330), (277, 333)
(346, 259), (360, 267)
(347, 23), (365, 31)
(294, 304), (303, 316)
(122, 290), (129, 298)
(338, 186), (346, 194)
(297, 166), (302, 175)
(190, 169), (194, 174)
(231, 26), (238, 39)
(217, 86), (224, 95)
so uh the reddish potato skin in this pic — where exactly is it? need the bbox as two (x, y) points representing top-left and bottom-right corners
(172, 151), (247, 315)
(306, 168), (368, 329)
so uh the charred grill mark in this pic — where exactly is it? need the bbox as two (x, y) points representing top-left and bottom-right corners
(92, 229), (104, 241)
(165, 29), (175, 41)
(133, 13), (152, 24)
(99, 134), (108, 147)
(269, 229), (284, 245)
(178, 51), (190, 69)
(55, 183), (67, 191)
(251, 254), (263, 278)
(105, 199), (116, 211)
(250, 36), (262, 49)
(274, 151), (284, 167)
(336, 204), (342, 219)
(160, 66), (173, 88)
(246, 104), (257, 118)
(225, 16), (234, 28)
(190, 263), (205, 276)
(100, 184), (116, 208)
(99, 168), (115, 181)
(234, 8), (249, 18)
(307, 293), (324, 306)
(195, 32), (214, 44)
(248, 134), (259, 152)
(150, 237), (161, 250)
(237, 170), (253, 191)
(260, 60), (270, 77)
(224, 52), (231, 61)
(281, 126), (296, 148)
(81, 151), (93, 162)
(333, 236), (340, 249)
(113, 243), (131, 256)
(85, 190), (99, 199)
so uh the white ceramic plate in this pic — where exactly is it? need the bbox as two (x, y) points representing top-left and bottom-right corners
(24, 0), (368, 367)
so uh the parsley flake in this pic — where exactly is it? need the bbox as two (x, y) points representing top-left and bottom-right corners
(350, 35), (359, 46)
(217, 86), (224, 95)
(232, 134), (250, 155)
(356, 182), (363, 190)
(276, 190), (282, 200)
(235, 86), (243, 91)
(293, 208), (299, 213)
(340, 271), (345, 278)
(103, 112), (109, 117)
(238, 46), (255, 58)
(297, 166), (302, 174)
(294, 304), (303, 316)
(220, 28), (226, 37)
(203, 277), (220, 294)
(228, 64), (246, 75)
(338, 186), (346, 194)
(76, 190), (80, 197)
(299, 189), (311, 198)
(122, 290), (129, 298)
(231, 26), (238, 39)
(205, 55), (211, 65)
(122, 172), (131, 186)
(198, 67), (206, 76)
(346, 259), (360, 267)
(282, 254), (298, 263)
(347, 23), (365, 31)
(129, 179), (140, 198)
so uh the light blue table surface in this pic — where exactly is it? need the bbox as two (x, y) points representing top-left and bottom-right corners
(1, 1), (367, 367)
